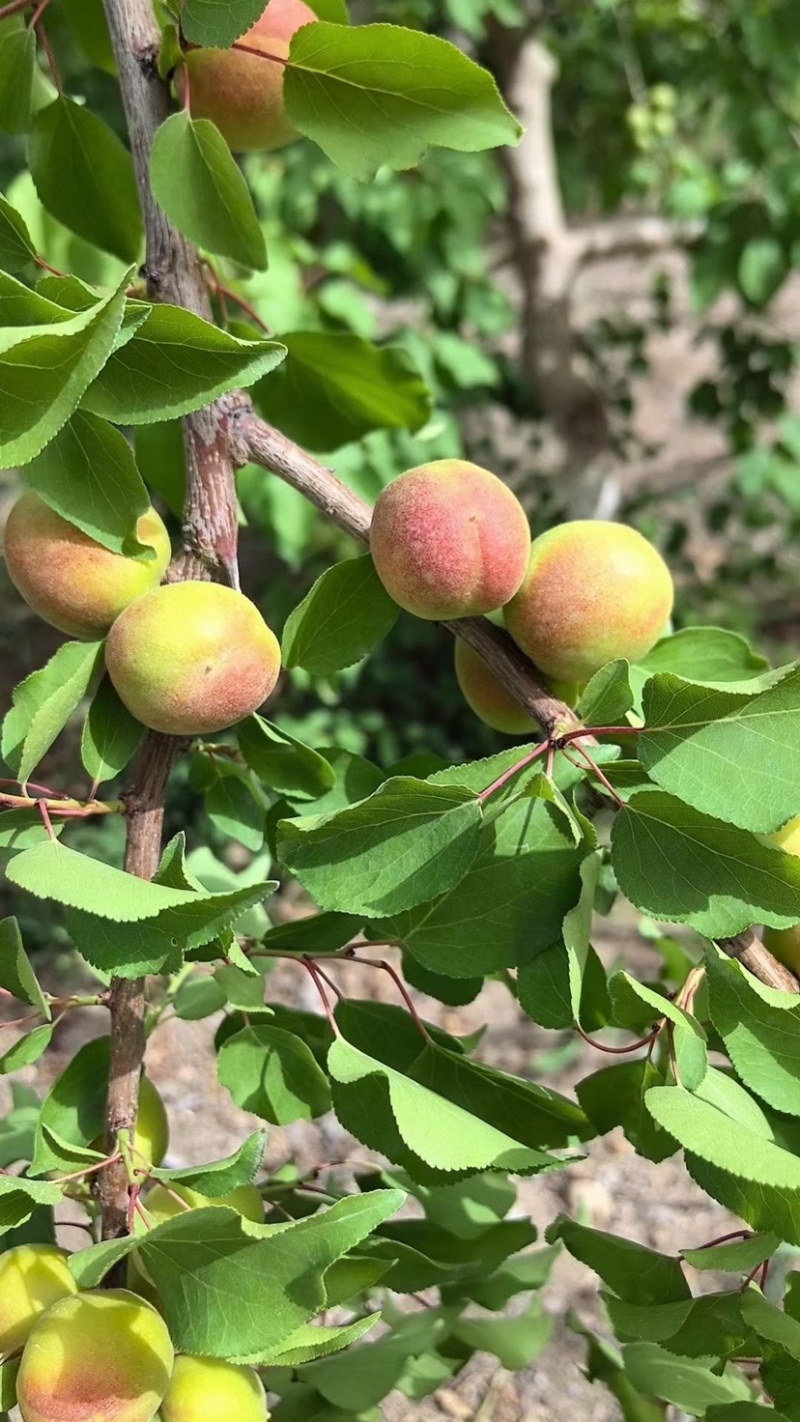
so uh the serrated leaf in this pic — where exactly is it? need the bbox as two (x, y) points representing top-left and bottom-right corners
(634, 627), (768, 691)
(547, 1215), (689, 1304)
(639, 666), (800, 832)
(217, 1024), (331, 1124)
(0, 1176), (63, 1235)
(0, 192), (36, 272)
(285, 23), (521, 181)
(610, 790), (800, 938)
(296, 1309), (457, 1410)
(682, 1234), (778, 1274)
(646, 1085), (800, 1245)
(7, 841), (203, 920)
(136, 1191), (404, 1357)
(2, 640), (104, 785)
(29, 96), (142, 261)
(181, 0), (265, 46)
(258, 1315), (379, 1368)
(282, 555), (398, 675)
(205, 773), (265, 851)
(705, 949), (800, 1116)
(238, 714), (336, 802)
(258, 912), (362, 956)
(610, 972), (707, 1090)
(379, 795), (586, 976)
(454, 1298), (552, 1370)
(150, 112), (267, 269)
(0, 22), (36, 134)
(278, 777), (482, 917)
(0, 275), (129, 469)
(81, 676), (143, 789)
(576, 1059), (676, 1164)
(577, 661), (634, 726)
(0, 1023), (53, 1074)
(622, 1342), (752, 1413)
(255, 331), (430, 451)
(149, 1129), (266, 1195)
(24, 411), (151, 556)
(0, 918), (49, 1017)
(82, 302), (285, 423)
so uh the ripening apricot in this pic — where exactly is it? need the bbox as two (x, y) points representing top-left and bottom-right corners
(504, 520), (674, 683)
(179, 0), (317, 153)
(762, 815), (800, 972)
(454, 641), (580, 734)
(160, 1354), (267, 1422)
(16, 1289), (174, 1422)
(91, 1074), (169, 1168)
(3, 491), (171, 640)
(0, 1247), (77, 1360)
(144, 1181), (263, 1225)
(104, 582), (281, 736)
(370, 460), (531, 621)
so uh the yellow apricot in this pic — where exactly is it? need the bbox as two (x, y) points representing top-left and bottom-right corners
(160, 1354), (267, 1422)
(771, 814), (800, 858)
(370, 460), (531, 621)
(16, 1289), (174, 1422)
(91, 1074), (169, 1168)
(3, 492), (170, 640)
(180, 0), (317, 153)
(763, 816), (800, 973)
(0, 1247), (77, 1360)
(104, 581), (281, 736)
(144, 1182), (263, 1225)
(504, 520), (674, 683)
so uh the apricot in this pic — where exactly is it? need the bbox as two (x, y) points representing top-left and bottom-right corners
(91, 1074), (169, 1168)
(0, 1247), (77, 1360)
(370, 460), (531, 621)
(144, 1181), (263, 1225)
(160, 1354), (267, 1422)
(763, 816), (800, 973)
(180, 0), (317, 153)
(3, 491), (171, 641)
(104, 581), (281, 736)
(504, 520), (674, 683)
(454, 641), (580, 734)
(16, 1289), (174, 1422)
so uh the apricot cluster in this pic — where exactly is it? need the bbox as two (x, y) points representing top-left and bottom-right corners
(2, 491), (281, 736)
(2, 1235), (268, 1420)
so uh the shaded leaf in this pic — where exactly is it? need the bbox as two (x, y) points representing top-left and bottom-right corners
(282, 555), (398, 675)
(150, 113), (267, 269)
(29, 96), (141, 261)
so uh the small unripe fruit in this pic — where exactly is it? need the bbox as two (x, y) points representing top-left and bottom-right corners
(454, 641), (533, 735)
(180, 0), (317, 153)
(105, 582), (280, 736)
(763, 816), (800, 972)
(145, 1182), (263, 1225)
(16, 1289), (174, 1422)
(370, 459), (531, 621)
(3, 492), (170, 640)
(0, 1247), (77, 1360)
(504, 520), (674, 683)
(161, 1354), (268, 1422)
(91, 1074), (169, 1168)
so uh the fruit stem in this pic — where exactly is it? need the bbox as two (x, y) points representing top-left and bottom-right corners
(575, 1021), (663, 1055)
(230, 39), (288, 66)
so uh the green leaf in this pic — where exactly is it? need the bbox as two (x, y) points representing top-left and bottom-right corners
(379, 796), (586, 976)
(284, 23), (521, 181)
(181, 0), (265, 46)
(150, 113), (267, 269)
(29, 97), (142, 262)
(706, 1407), (789, 1422)
(24, 411), (151, 556)
(705, 949), (800, 1115)
(217, 1024), (332, 1124)
(0, 809), (59, 856)
(646, 1085), (800, 1245)
(610, 790), (800, 938)
(577, 661), (634, 727)
(547, 1216), (690, 1304)
(260, 1315), (380, 1368)
(0, 275), (129, 469)
(0, 1176), (63, 1235)
(738, 237), (788, 307)
(0, 1356), (20, 1410)
(295, 748), (383, 816)
(134, 420), (185, 515)
(205, 773), (265, 852)
(296, 1308), (454, 1409)
(83, 302), (285, 424)
(0, 22), (36, 135)
(256, 332), (430, 451)
(60, 0), (115, 72)
(278, 777), (483, 917)
(238, 714), (336, 802)
(639, 666), (800, 832)
(0, 1023), (53, 1074)
(739, 1286), (800, 1359)
(2, 640), (104, 786)
(621, 1343), (752, 1413)
(633, 627), (768, 693)
(80, 676), (143, 789)
(610, 972), (707, 1091)
(137, 1191), (405, 1358)
(0, 193), (36, 272)
(174, 975), (227, 1020)
(0, 918), (49, 1017)
(282, 555), (399, 675)
(454, 1299), (552, 1370)
(682, 1234), (779, 1274)
(149, 1130), (266, 1196)
(576, 1059), (677, 1163)
(258, 912), (362, 957)
(7, 840), (205, 920)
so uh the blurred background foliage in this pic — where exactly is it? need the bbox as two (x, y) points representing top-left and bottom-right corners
(2, 0), (800, 930)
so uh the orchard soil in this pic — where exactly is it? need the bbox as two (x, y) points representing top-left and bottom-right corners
(0, 253), (793, 1421)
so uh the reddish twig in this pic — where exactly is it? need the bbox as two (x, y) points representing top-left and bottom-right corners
(35, 17), (61, 91)
(230, 40), (288, 65)
(477, 739), (549, 805)
(576, 1022), (662, 1055)
(301, 959), (340, 1037)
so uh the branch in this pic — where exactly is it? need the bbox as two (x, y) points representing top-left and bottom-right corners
(232, 407), (577, 739)
(99, 0), (240, 1245)
(717, 929), (799, 993)
(574, 215), (704, 267)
